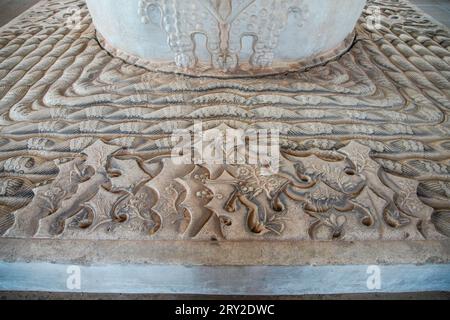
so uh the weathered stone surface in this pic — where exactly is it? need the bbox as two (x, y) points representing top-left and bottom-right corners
(0, 0), (449, 245)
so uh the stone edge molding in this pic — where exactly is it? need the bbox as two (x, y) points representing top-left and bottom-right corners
(1, 238), (450, 266)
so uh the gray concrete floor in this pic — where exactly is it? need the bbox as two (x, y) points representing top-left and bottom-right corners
(0, 0), (449, 28)
(2, 291), (450, 300)
(410, 0), (450, 27)
(0, 0), (41, 27)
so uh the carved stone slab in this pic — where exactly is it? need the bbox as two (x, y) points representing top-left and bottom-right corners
(0, 0), (449, 242)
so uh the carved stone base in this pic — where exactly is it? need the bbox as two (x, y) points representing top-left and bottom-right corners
(96, 30), (358, 78)
(88, 0), (366, 77)
(0, 0), (449, 266)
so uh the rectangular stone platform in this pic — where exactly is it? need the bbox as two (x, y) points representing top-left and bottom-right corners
(0, 0), (449, 295)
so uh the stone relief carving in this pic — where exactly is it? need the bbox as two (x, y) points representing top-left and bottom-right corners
(138, 0), (309, 70)
(0, 0), (449, 240)
(3, 140), (446, 241)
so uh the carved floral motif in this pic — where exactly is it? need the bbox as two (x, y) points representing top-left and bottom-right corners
(138, 0), (308, 70)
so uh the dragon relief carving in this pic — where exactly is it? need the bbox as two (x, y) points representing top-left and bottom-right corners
(138, 0), (308, 70)
(3, 140), (446, 241)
